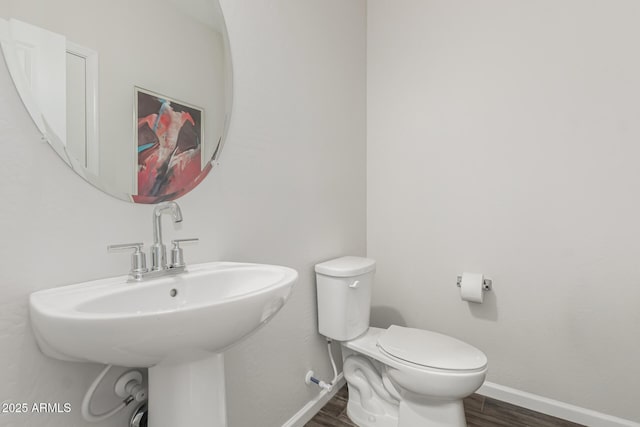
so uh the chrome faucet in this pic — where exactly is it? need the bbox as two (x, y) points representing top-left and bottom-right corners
(150, 201), (183, 271)
(108, 201), (198, 282)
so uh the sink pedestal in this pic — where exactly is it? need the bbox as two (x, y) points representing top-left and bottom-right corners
(149, 353), (227, 427)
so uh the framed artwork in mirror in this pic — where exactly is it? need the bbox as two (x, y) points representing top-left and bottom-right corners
(134, 87), (208, 204)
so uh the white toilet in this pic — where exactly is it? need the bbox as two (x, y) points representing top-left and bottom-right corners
(315, 256), (488, 427)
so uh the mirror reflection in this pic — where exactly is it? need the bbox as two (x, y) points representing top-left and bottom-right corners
(0, 0), (232, 203)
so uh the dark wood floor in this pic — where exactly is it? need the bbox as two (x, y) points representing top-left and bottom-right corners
(306, 385), (585, 427)
(306, 386), (355, 427)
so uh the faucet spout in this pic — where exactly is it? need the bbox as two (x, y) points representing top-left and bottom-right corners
(109, 201), (197, 281)
(151, 201), (183, 270)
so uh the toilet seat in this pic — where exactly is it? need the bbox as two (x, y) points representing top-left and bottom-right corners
(377, 325), (487, 371)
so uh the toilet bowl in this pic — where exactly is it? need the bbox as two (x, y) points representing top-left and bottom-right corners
(315, 257), (488, 427)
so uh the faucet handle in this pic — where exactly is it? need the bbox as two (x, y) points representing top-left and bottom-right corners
(170, 238), (199, 268)
(108, 243), (148, 276)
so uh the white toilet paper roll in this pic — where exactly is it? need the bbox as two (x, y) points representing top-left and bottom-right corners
(460, 272), (484, 303)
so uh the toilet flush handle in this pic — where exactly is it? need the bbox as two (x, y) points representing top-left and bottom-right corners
(349, 280), (360, 289)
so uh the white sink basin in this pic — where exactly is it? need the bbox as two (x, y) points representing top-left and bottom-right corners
(30, 262), (297, 367)
(30, 261), (297, 427)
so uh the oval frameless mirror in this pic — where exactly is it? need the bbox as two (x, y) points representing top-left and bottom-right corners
(0, 0), (232, 203)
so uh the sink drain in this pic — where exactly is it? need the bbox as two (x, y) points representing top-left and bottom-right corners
(129, 403), (147, 427)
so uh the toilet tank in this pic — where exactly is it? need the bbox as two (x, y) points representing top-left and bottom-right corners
(315, 256), (376, 341)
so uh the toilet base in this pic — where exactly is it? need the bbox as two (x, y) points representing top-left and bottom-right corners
(398, 396), (466, 427)
(347, 398), (398, 427)
(346, 395), (467, 427)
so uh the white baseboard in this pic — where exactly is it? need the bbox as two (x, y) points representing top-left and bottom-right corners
(478, 381), (640, 427)
(282, 374), (346, 427)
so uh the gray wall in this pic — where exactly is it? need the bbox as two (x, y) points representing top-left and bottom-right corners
(367, 0), (640, 422)
(0, 0), (366, 425)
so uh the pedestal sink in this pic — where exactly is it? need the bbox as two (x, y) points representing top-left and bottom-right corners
(29, 262), (298, 427)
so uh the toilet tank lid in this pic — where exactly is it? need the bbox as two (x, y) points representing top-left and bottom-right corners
(377, 325), (488, 371)
(315, 256), (376, 277)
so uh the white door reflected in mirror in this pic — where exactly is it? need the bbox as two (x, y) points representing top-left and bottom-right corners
(66, 40), (100, 176)
(1, 19), (99, 176)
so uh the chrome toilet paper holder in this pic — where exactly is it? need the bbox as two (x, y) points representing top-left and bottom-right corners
(456, 275), (492, 291)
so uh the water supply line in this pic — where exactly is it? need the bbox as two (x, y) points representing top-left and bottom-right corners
(306, 338), (341, 392)
(81, 365), (147, 423)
